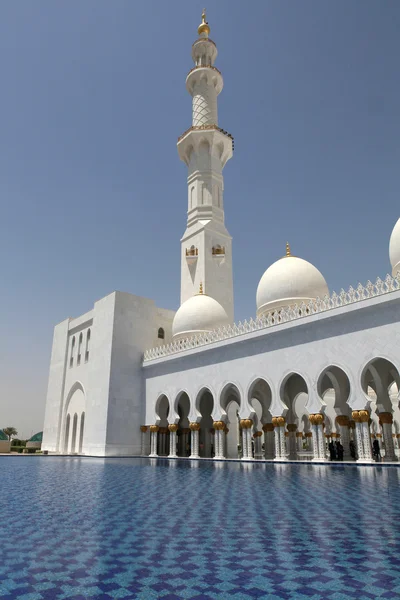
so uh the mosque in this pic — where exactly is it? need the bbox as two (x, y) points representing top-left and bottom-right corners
(42, 12), (400, 463)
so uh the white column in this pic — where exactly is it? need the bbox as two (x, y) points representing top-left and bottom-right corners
(380, 414), (397, 461)
(296, 433), (303, 453)
(317, 427), (326, 460)
(240, 419), (253, 459)
(309, 414), (326, 461)
(274, 425), (281, 460)
(189, 423), (200, 458)
(149, 426), (159, 457)
(311, 425), (320, 460)
(355, 422), (364, 460)
(279, 427), (287, 460)
(353, 411), (374, 463)
(168, 425), (177, 457)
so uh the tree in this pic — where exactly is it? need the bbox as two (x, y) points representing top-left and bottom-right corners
(3, 427), (18, 441)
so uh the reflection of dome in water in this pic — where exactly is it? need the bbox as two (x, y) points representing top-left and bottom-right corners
(172, 284), (229, 340)
(256, 243), (329, 316)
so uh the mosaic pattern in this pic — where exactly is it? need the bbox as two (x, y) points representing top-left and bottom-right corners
(1, 457), (400, 599)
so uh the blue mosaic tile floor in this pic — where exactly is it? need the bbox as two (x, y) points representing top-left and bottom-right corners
(1, 458), (400, 599)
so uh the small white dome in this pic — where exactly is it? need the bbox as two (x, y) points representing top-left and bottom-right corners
(389, 218), (400, 276)
(172, 292), (229, 340)
(256, 248), (329, 316)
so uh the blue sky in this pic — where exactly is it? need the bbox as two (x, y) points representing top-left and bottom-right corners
(1, 1), (400, 437)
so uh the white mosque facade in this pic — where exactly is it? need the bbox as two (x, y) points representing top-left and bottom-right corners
(42, 13), (400, 463)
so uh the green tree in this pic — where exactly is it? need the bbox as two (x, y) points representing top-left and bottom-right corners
(3, 427), (18, 441)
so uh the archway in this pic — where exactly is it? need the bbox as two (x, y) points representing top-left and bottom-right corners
(155, 394), (170, 456)
(317, 366), (351, 459)
(177, 392), (191, 457)
(361, 358), (400, 460)
(281, 373), (309, 459)
(63, 383), (86, 455)
(197, 388), (214, 458)
(220, 383), (241, 458)
(248, 378), (273, 459)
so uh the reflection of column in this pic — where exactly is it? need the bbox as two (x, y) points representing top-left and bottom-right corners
(379, 413), (397, 461)
(253, 431), (263, 459)
(287, 424), (297, 459)
(272, 417), (287, 460)
(149, 425), (159, 457)
(262, 423), (274, 459)
(168, 424), (178, 457)
(140, 426), (148, 456)
(336, 416), (351, 459)
(240, 419), (253, 459)
(189, 422), (200, 458)
(296, 432), (303, 453)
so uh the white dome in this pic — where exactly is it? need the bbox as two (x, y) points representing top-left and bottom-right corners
(256, 253), (329, 316)
(172, 293), (229, 340)
(389, 218), (400, 276)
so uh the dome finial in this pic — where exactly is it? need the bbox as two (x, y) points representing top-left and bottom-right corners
(198, 8), (210, 36)
(286, 242), (291, 257)
(199, 281), (204, 294)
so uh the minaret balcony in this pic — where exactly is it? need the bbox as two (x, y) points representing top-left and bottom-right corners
(177, 125), (234, 166)
(186, 65), (223, 95)
(212, 245), (225, 256)
(186, 246), (198, 265)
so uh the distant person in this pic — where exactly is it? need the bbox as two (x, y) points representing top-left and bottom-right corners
(373, 439), (381, 461)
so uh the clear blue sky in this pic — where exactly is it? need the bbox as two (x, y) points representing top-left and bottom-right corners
(1, 1), (400, 438)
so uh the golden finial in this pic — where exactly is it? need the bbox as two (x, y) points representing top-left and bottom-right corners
(286, 242), (291, 257)
(199, 281), (204, 294)
(198, 8), (210, 36)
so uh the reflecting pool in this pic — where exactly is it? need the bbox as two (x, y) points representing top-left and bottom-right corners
(1, 457), (400, 599)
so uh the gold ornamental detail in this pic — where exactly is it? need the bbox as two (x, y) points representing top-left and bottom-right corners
(272, 416), (285, 428)
(359, 410), (370, 423)
(262, 423), (274, 432)
(168, 424), (178, 433)
(213, 421), (225, 431)
(149, 425), (159, 433)
(379, 412), (393, 424)
(336, 415), (349, 427)
(287, 424), (298, 433)
(140, 426), (148, 433)
(189, 422), (201, 431)
(309, 413), (324, 425)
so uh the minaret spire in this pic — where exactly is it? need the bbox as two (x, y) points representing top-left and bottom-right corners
(177, 12), (234, 322)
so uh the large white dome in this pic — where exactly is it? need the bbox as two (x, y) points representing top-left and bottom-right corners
(172, 291), (229, 340)
(256, 248), (329, 316)
(389, 218), (400, 276)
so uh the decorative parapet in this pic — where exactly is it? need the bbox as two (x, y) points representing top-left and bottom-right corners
(177, 124), (234, 150)
(143, 273), (400, 362)
(212, 246), (225, 255)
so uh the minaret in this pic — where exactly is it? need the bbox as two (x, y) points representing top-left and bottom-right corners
(177, 10), (234, 322)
